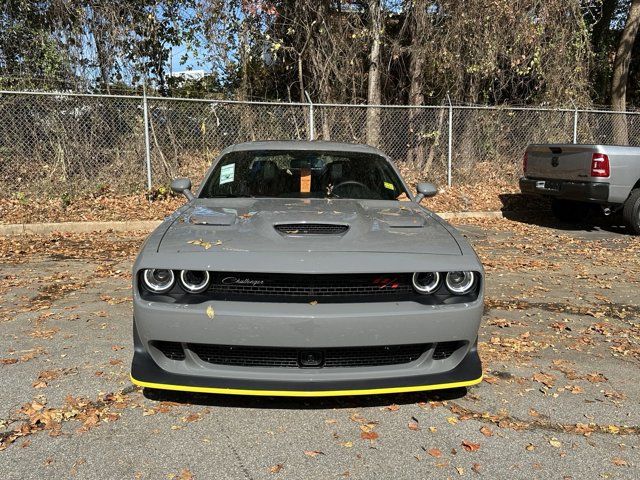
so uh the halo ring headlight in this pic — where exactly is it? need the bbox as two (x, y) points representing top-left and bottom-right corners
(445, 271), (476, 295)
(179, 270), (210, 293)
(142, 269), (175, 293)
(412, 272), (441, 294)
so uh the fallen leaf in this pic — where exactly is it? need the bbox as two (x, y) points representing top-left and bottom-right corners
(472, 463), (482, 474)
(304, 450), (324, 457)
(177, 468), (194, 480)
(206, 306), (215, 319)
(462, 440), (480, 452)
(269, 464), (284, 474)
(360, 431), (379, 441)
(549, 438), (562, 448)
(182, 413), (200, 423)
(612, 457), (628, 467)
(585, 372), (607, 383)
(187, 239), (212, 250)
(532, 372), (555, 388)
(427, 448), (442, 458)
(455, 467), (464, 476)
(479, 426), (493, 437)
(340, 441), (353, 448)
(385, 404), (400, 411)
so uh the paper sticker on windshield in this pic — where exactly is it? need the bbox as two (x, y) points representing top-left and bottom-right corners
(220, 163), (235, 184)
(300, 168), (311, 193)
(384, 181), (395, 190)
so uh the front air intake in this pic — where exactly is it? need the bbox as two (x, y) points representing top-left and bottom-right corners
(275, 223), (349, 235)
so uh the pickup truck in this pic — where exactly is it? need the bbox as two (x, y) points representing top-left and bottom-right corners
(519, 144), (640, 234)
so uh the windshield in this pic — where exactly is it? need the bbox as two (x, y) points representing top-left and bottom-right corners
(199, 150), (409, 200)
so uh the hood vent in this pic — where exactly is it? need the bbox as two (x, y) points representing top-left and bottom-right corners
(275, 223), (349, 235)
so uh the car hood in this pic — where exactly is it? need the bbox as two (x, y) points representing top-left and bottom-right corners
(157, 198), (461, 255)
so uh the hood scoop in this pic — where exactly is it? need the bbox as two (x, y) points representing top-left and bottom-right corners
(379, 216), (427, 228)
(275, 223), (349, 236)
(188, 209), (237, 226)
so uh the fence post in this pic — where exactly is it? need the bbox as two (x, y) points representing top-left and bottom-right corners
(142, 82), (152, 190)
(446, 94), (453, 187)
(572, 101), (578, 144)
(305, 91), (315, 141)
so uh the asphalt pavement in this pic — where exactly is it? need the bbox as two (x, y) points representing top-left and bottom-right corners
(1, 218), (638, 479)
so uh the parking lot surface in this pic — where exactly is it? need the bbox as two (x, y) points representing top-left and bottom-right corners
(1, 216), (639, 479)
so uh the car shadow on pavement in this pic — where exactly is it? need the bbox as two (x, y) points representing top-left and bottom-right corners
(499, 193), (630, 236)
(141, 386), (469, 409)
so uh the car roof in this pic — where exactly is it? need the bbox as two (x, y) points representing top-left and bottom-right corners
(219, 140), (388, 157)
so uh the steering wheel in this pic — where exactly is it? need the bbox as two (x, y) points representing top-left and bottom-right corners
(331, 180), (374, 198)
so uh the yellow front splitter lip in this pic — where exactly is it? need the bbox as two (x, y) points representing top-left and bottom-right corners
(130, 374), (483, 397)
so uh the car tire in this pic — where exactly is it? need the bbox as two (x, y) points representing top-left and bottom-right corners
(551, 199), (589, 223)
(622, 188), (640, 235)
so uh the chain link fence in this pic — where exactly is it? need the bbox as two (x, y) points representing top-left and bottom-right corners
(2, 90), (640, 198)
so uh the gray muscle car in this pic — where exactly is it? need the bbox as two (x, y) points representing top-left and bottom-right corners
(131, 141), (484, 396)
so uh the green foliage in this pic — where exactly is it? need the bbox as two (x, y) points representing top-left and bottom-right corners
(60, 191), (71, 210)
(146, 185), (175, 201)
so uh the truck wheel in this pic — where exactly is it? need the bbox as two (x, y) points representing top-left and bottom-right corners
(622, 188), (640, 235)
(551, 199), (589, 223)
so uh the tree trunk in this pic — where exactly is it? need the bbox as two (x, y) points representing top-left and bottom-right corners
(366, 0), (382, 147)
(611, 0), (640, 144)
(592, 0), (617, 52)
(408, 1), (427, 168)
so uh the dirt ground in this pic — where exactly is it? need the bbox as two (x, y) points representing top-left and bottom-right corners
(0, 215), (638, 479)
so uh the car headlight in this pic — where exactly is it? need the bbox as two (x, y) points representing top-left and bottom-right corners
(445, 271), (475, 295)
(179, 270), (210, 293)
(142, 269), (175, 293)
(412, 272), (441, 294)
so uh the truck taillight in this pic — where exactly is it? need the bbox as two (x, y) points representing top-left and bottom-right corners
(590, 153), (610, 177)
(523, 152), (528, 174)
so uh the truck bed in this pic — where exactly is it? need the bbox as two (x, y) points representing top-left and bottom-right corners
(522, 144), (640, 204)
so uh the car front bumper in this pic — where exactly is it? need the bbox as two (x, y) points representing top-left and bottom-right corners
(130, 298), (483, 397)
(519, 177), (609, 203)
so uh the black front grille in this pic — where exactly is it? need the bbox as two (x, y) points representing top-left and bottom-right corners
(153, 341), (185, 360)
(432, 341), (465, 360)
(275, 223), (349, 235)
(189, 343), (429, 368)
(209, 272), (414, 299)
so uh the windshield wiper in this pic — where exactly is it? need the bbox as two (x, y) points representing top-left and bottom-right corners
(209, 194), (253, 198)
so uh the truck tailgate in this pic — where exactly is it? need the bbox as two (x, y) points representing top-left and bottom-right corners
(526, 144), (593, 181)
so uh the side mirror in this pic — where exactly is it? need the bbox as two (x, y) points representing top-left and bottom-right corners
(414, 182), (437, 203)
(171, 177), (195, 201)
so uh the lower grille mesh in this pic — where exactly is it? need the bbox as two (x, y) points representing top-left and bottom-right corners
(153, 341), (185, 361)
(188, 343), (429, 368)
(432, 341), (465, 360)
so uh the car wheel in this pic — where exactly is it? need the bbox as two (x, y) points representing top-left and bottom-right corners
(551, 199), (589, 223)
(622, 188), (640, 235)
